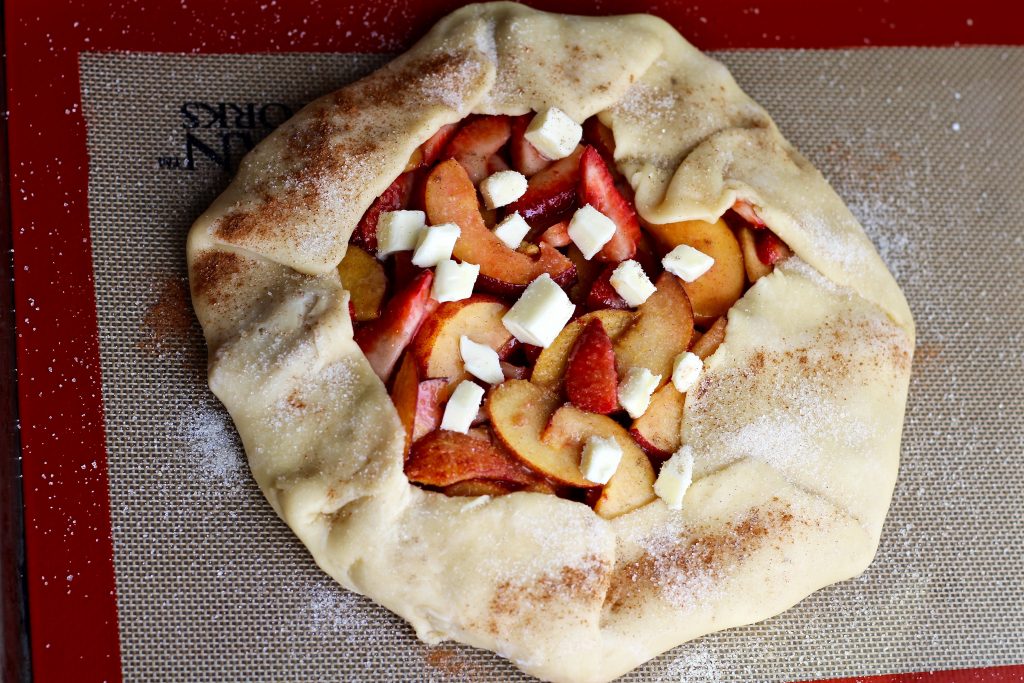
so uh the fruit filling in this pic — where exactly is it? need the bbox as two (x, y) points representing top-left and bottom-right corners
(341, 109), (792, 519)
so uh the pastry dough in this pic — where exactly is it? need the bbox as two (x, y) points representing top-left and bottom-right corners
(186, 4), (914, 681)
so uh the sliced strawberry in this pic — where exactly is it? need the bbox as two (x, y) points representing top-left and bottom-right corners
(354, 270), (437, 383)
(564, 318), (619, 414)
(755, 230), (791, 265)
(582, 117), (617, 167)
(389, 250), (423, 294)
(539, 220), (571, 248)
(578, 145), (640, 263)
(443, 115), (512, 184)
(351, 172), (415, 254)
(510, 114), (551, 176)
(586, 266), (631, 311)
(506, 146), (583, 229)
(732, 199), (766, 228)
(421, 123), (460, 166)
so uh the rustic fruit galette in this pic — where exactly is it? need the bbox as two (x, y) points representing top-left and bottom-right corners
(187, 4), (914, 682)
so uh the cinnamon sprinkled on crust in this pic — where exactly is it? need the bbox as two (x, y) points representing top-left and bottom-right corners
(608, 504), (796, 613)
(190, 250), (245, 305)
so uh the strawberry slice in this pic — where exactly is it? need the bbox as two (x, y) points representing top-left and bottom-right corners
(732, 199), (766, 228)
(351, 172), (415, 254)
(578, 145), (640, 263)
(582, 117), (617, 168)
(354, 270), (437, 383)
(564, 318), (618, 414)
(388, 250), (423, 296)
(421, 123), (460, 166)
(510, 114), (551, 176)
(586, 266), (630, 311)
(539, 220), (571, 248)
(506, 146), (583, 229)
(443, 115), (512, 184)
(755, 231), (791, 265)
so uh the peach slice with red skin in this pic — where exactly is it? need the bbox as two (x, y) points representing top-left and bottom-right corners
(442, 115), (512, 185)
(424, 159), (575, 295)
(612, 272), (694, 383)
(338, 245), (387, 322)
(629, 383), (685, 458)
(566, 244), (603, 306)
(406, 429), (539, 488)
(690, 316), (727, 360)
(531, 309), (635, 390)
(409, 294), (512, 396)
(738, 226), (772, 283)
(354, 270), (436, 383)
(541, 404), (656, 519)
(351, 172), (415, 254)
(391, 353), (448, 453)
(487, 380), (599, 488)
(644, 218), (744, 325)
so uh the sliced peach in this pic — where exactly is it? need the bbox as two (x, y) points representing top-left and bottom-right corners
(612, 272), (694, 382)
(410, 294), (512, 393)
(442, 115), (512, 184)
(644, 218), (744, 324)
(530, 309), (635, 390)
(406, 430), (538, 487)
(629, 384), (685, 458)
(566, 244), (603, 306)
(542, 404), (656, 519)
(738, 226), (772, 283)
(690, 316), (727, 360)
(487, 380), (599, 488)
(338, 245), (387, 322)
(391, 353), (448, 453)
(424, 159), (575, 294)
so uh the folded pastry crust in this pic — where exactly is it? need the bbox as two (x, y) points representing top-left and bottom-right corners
(186, 4), (914, 681)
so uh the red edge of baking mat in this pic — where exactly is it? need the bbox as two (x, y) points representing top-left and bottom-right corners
(4, 1), (1024, 681)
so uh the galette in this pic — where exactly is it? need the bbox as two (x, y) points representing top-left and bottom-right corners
(187, 3), (914, 681)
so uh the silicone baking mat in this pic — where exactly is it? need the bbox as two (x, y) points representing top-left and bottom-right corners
(6, 2), (1024, 682)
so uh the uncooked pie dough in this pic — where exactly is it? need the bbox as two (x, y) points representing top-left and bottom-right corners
(186, 4), (914, 681)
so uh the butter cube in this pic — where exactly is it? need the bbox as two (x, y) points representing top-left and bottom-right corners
(412, 222), (460, 268)
(440, 380), (485, 434)
(480, 170), (528, 209)
(609, 259), (656, 306)
(501, 274), (575, 348)
(493, 212), (531, 250)
(460, 336), (504, 385)
(654, 445), (695, 510)
(580, 436), (623, 485)
(568, 204), (617, 260)
(618, 367), (661, 419)
(524, 107), (582, 160)
(377, 210), (426, 258)
(431, 259), (478, 303)
(662, 244), (714, 282)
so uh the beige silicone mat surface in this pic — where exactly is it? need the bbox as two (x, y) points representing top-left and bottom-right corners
(79, 47), (1024, 682)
